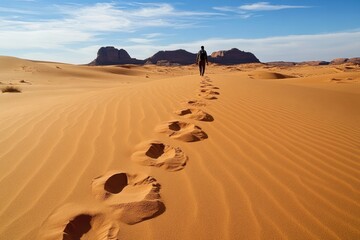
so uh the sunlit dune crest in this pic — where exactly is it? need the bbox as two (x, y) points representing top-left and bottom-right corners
(0, 56), (359, 239)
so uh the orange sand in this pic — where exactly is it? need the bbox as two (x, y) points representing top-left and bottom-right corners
(0, 56), (359, 239)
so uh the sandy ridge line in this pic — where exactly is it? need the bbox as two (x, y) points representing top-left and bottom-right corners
(0, 96), (104, 229)
(221, 97), (360, 178)
(212, 98), (360, 194)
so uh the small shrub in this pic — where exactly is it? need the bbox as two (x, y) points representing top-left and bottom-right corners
(2, 86), (21, 93)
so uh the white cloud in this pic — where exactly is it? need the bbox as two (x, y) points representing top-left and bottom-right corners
(54, 2), (219, 31)
(127, 32), (172, 45)
(239, 2), (308, 11)
(128, 38), (156, 44)
(0, 7), (37, 14)
(62, 3), (132, 32)
(131, 3), (174, 17)
(143, 33), (166, 38)
(0, 2), (219, 51)
(214, 2), (309, 18)
(213, 6), (234, 12)
(0, 2), (221, 63)
(0, 29), (93, 49)
(17, 45), (101, 64)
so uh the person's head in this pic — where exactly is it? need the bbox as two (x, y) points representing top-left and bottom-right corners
(201, 46), (204, 50)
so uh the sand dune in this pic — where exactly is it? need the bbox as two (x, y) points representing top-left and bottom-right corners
(248, 71), (296, 79)
(0, 56), (359, 239)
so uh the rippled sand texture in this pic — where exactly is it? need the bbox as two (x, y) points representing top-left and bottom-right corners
(0, 56), (359, 239)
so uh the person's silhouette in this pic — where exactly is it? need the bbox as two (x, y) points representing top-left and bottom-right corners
(196, 46), (208, 76)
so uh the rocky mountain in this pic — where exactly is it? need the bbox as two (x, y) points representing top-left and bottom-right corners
(89, 47), (360, 66)
(89, 46), (261, 66)
(265, 61), (296, 67)
(348, 58), (360, 65)
(266, 58), (360, 66)
(209, 48), (260, 65)
(89, 46), (144, 65)
(89, 46), (360, 66)
(297, 61), (330, 66)
(330, 58), (360, 65)
(145, 49), (196, 65)
(330, 58), (349, 65)
(144, 48), (261, 65)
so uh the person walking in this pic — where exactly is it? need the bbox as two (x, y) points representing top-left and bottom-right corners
(196, 46), (208, 76)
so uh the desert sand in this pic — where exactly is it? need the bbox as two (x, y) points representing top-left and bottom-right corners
(0, 56), (359, 239)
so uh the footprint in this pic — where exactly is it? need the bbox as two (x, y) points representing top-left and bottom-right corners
(203, 77), (212, 82)
(330, 78), (342, 82)
(38, 204), (117, 240)
(40, 170), (163, 238)
(183, 99), (207, 107)
(103, 173), (128, 194)
(200, 85), (219, 90)
(198, 89), (219, 100)
(132, 140), (188, 171)
(175, 108), (214, 122)
(155, 120), (208, 142)
(63, 214), (92, 240)
(92, 171), (164, 225)
(199, 89), (220, 95)
(200, 81), (212, 86)
(198, 93), (218, 100)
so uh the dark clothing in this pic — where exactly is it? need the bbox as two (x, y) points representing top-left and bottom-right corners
(199, 60), (206, 76)
(196, 50), (208, 76)
(196, 50), (208, 63)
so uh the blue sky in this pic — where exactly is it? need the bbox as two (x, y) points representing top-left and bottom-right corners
(0, 0), (359, 63)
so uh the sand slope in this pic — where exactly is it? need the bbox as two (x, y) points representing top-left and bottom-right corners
(0, 57), (359, 239)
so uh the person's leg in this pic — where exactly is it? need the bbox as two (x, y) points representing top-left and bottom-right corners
(200, 61), (205, 76)
(198, 63), (202, 75)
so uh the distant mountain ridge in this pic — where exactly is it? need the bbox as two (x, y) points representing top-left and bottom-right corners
(266, 57), (360, 66)
(89, 46), (360, 66)
(145, 49), (197, 65)
(89, 46), (145, 65)
(210, 48), (260, 65)
(89, 47), (261, 66)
